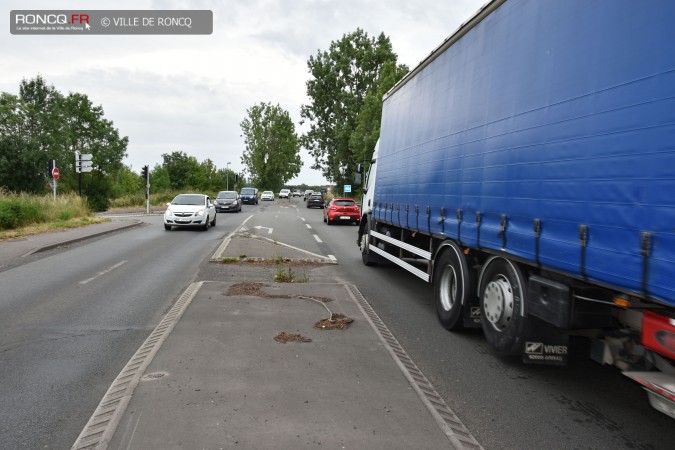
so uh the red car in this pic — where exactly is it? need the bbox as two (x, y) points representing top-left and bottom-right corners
(323, 198), (360, 225)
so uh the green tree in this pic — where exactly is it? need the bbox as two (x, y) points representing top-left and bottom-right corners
(149, 164), (171, 192)
(300, 29), (407, 187)
(240, 102), (301, 192)
(161, 151), (201, 191)
(350, 61), (408, 168)
(0, 75), (129, 202)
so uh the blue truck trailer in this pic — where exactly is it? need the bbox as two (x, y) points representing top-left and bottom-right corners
(356, 0), (675, 418)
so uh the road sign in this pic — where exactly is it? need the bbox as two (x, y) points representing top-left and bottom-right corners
(79, 154), (93, 161)
(344, 184), (352, 193)
(52, 167), (60, 179)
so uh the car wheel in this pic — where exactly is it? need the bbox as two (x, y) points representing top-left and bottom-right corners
(210, 214), (216, 227)
(327, 218), (332, 225)
(433, 243), (474, 330)
(202, 218), (210, 231)
(164, 224), (171, 231)
(479, 257), (530, 355)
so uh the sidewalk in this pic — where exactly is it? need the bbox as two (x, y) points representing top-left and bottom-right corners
(0, 219), (142, 270)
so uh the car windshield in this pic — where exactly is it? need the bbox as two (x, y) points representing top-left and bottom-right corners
(172, 194), (205, 205)
(241, 188), (256, 195)
(262, 191), (273, 195)
(335, 200), (355, 206)
(217, 192), (237, 199)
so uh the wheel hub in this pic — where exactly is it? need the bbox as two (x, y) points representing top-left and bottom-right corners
(439, 265), (458, 312)
(483, 276), (514, 330)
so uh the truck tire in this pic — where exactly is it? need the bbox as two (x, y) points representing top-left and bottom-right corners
(479, 257), (529, 355)
(360, 220), (379, 266)
(433, 243), (474, 330)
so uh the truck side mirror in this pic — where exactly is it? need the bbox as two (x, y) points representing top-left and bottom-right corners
(354, 172), (362, 186)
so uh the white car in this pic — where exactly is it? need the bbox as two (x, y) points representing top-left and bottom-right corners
(279, 189), (291, 199)
(261, 191), (275, 201)
(164, 194), (216, 231)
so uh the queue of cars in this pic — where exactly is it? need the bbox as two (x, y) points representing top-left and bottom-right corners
(164, 187), (359, 231)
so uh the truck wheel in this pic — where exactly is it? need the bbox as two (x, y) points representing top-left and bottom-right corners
(479, 257), (529, 355)
(360, 220), (378, 266)
(434, 243), (474, 330)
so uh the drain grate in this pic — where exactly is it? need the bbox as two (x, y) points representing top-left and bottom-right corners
(346, 284), (483, 450)
(71, 282), (203, 450)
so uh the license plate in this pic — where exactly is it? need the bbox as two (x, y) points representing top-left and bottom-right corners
(340, 216), (351, 220)
(176, 219), (189, 223)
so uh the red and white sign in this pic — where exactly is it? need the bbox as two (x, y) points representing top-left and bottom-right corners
(52, 167), (60, 179)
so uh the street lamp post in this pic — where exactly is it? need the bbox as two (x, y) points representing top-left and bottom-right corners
(226, 162), (231, 190)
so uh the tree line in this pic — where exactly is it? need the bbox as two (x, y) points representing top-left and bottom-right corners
(1, 28), (408, 208)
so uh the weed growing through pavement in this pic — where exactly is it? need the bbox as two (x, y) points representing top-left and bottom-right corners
(221, 257), (240, 264)
(274, 265), (309, 283)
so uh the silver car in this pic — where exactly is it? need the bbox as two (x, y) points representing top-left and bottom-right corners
(164, 194), (217, 231)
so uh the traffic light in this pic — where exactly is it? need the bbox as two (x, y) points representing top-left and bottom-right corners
(141, 165), (149, 181)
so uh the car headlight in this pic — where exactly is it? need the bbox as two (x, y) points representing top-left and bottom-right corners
(196, 209), (205, 217)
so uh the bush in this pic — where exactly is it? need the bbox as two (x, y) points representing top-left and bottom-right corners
(0, 191), (90, 230)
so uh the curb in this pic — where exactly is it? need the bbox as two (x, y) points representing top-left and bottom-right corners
(21, 221), (143, 257)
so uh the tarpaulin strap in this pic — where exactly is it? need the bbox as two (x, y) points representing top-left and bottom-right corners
(415, 205), (419, 232)
(405, 204), (409, 229)
(457, 209), (463, 243)
(533, 219), (541, 266)
(440, 207), (445, 235)
(397, 203), (401, 227)
(476, 212), (482, 249)
(426, 206), (431, 234)
(579, 224), (588, 279)
(499, 214), (508, 249)
(641, 232), (652, 298)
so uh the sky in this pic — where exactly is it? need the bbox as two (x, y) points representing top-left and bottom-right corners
(1, 0), (488, 186)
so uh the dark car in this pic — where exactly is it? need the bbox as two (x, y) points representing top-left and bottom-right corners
(214, 190), (242, 213)
(306, 193), (325, 209)
(323, 198), (360, 225)
(240, 187), (258, 205)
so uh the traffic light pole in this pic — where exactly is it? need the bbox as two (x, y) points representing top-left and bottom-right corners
(146, 173), (150, 215)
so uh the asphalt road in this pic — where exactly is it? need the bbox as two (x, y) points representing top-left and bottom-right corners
(1, 198), (673, 449)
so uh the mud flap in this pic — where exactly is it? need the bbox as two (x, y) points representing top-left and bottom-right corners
(463, 303), (482, 328)
(522, 318), (569, 366)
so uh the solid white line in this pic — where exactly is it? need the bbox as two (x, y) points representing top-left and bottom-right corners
(212, 215), (254, 260)
(328, 255), (337, 261)
(313, 234), (323, 243)
(79, 260), (127, 285)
